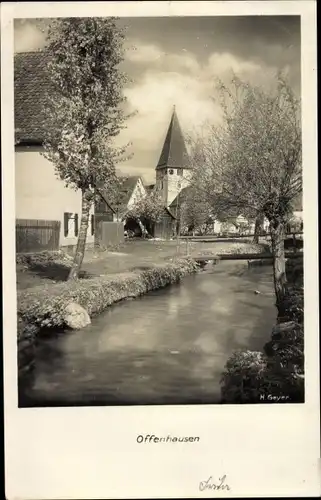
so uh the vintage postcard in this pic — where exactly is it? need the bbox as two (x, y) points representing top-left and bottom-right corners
(2, 1), (319, 498)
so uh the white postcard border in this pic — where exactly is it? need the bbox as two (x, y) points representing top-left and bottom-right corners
(2, 2), (319, 499)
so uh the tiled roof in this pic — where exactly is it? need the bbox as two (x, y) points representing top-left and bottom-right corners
(101, 176), (142, 213)
(168, 187), (191, 209)
(156, 108), (191, 170)
(15, 51), (50, 143)
(145, 184), (155, 193)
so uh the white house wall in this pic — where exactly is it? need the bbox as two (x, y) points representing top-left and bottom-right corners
(127, 177), (147, 209)
(15, 146), (95, 247)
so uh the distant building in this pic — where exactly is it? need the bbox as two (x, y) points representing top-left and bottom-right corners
(288, 191), (303, 232)
(155, 107), (192, 207)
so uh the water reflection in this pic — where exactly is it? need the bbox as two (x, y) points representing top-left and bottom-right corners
(20, 261), (276, 406)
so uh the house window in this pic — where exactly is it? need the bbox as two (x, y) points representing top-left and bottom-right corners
(91, 214), (95, 235)
(64, 212), (78, 237)
(64, 212), (72, 237)
(74, 214), (79, 237)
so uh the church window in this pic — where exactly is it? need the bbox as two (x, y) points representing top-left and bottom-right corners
(169, 169), (174, 175)
(177, 168), (183, 176)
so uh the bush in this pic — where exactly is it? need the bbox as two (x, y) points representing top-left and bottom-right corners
(264, 322), (304, 373)
(221, 337), (304, 404)
(282, 287), (304, 323)
(220, 351), (267, 403)
(16, 250), (73, 267)
(285, 256), (303, 286)
(218, 242), (270, 255)
(17, 258), (198, 333)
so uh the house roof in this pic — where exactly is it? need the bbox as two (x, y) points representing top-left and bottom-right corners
(117, 176), (141, 206)
(168, 187), (191, 209)
(145, 184), (155, 194)
(164, 207), (177, 220)
(96, 189), (116, 214)
(102, 176), (143, 213)
(15, 51), (50, 144)
(156, 108), (190, 170)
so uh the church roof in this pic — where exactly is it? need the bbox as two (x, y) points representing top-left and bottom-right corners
(156, 108), (191, 170)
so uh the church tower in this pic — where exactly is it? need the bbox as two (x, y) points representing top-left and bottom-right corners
(155, 106), (191, 207)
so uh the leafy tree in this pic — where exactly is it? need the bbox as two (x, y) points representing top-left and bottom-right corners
(189, 75), (301, 312)
(177, 187), (214, 235)
(124, 189), (165, 237)
(43, 18), (130, 279)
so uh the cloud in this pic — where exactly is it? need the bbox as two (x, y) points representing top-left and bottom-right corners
(13, 23), (296, 181)
(14, 21), (46, 53)
(126, 42), (164, 63)
(120, 44), (280, 158)
(125, 40), (200, 74)
(123, 70), (219, 142)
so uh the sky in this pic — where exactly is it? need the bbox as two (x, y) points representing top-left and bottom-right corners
(14, 16), (301, 184)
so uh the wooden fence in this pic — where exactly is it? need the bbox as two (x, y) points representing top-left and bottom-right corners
(16, 219), (61, 253)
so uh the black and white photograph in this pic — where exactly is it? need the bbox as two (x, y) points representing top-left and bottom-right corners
(14, 13), (305, 408)
(2, 1), (319, 498)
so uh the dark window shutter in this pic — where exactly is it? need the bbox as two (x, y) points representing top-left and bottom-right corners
(64, 212), (69, 237)
(91, 214), (95, 235)
(74, 214), (79, 237)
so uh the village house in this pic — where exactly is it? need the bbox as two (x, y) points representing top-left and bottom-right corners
(97, 175), (148, 236)
(14, 51), (99, 252)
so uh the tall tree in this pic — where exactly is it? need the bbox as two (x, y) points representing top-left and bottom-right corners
(189, 75), (302, 312)
(43, 18), (130, 279)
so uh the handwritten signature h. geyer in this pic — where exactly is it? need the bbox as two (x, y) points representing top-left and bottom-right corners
(199, 475), (231, 492)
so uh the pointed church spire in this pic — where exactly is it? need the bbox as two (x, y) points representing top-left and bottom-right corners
(156, 106), (190, 171)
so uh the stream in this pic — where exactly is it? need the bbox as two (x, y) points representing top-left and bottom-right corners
(19, 261), (276, 406)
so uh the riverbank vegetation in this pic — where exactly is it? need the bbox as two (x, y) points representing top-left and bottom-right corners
(220, 255), (304, 403)
(188, 75), (302, 315)
(18, 257), (198, 329)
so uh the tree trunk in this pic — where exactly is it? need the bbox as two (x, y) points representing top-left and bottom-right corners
(68, 189), (92, 281)
(269, 221), (287, 315)
(252, 214), (264, 243)
(137, 218), (149, 238)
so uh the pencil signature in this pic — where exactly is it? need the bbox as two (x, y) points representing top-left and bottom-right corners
(199, 475), (231, 492)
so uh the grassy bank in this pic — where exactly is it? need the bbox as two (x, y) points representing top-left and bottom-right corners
(16, 239), (270, 290)
(18, 257), (198, 331)
(220, 255), (304, 403)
